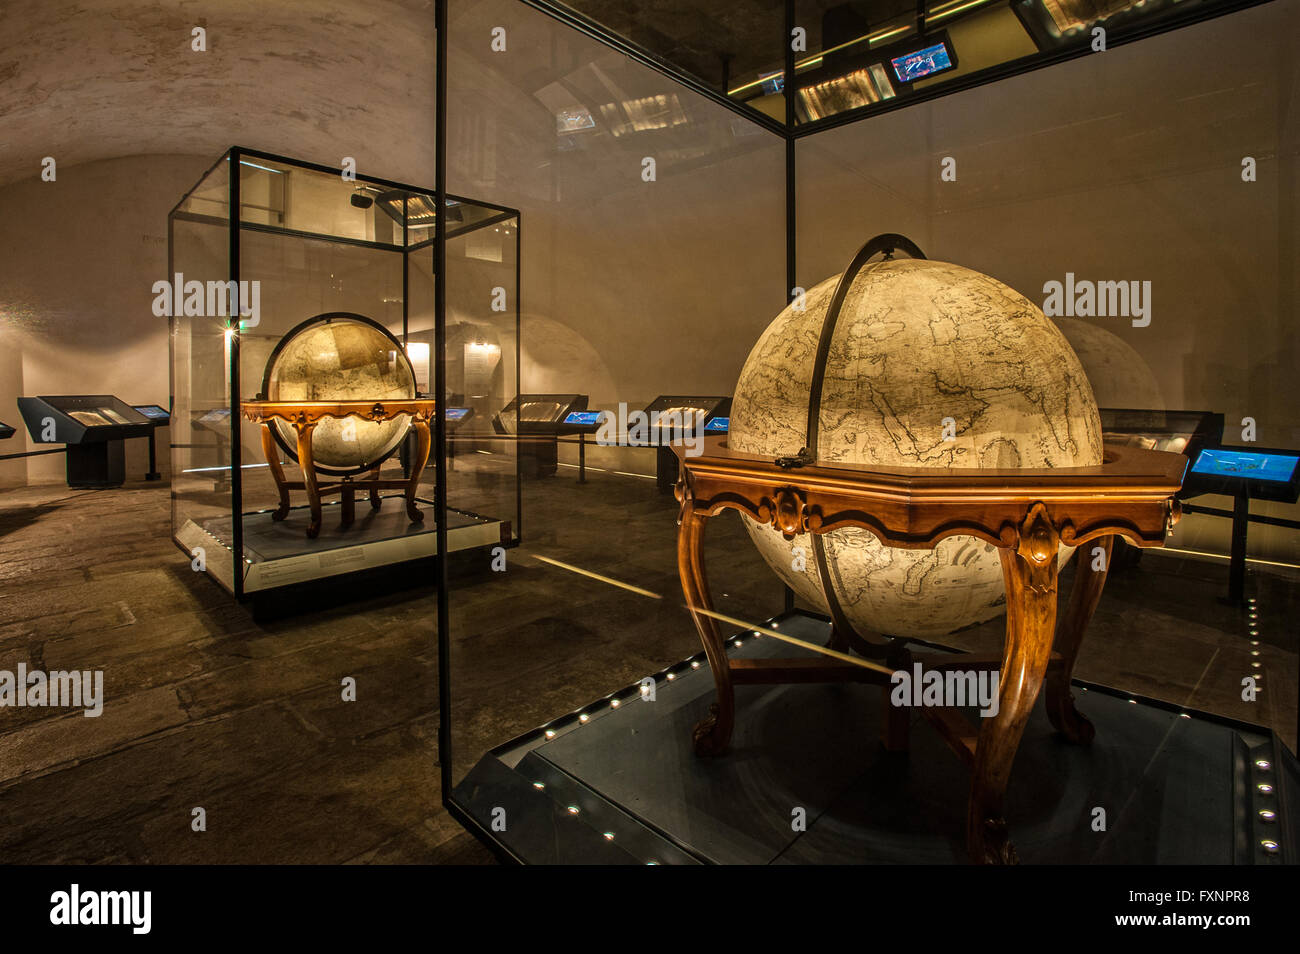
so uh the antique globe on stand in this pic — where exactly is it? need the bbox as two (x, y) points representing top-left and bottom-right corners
(730, 235), (1103, 640)
(262, 312), (417, 475)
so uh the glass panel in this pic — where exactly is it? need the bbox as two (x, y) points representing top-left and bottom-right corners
(443, 212), (520, 551)
(170, 157), (235, 592)
(445, 0), (787, 861)
(796, 1), (1297, 747)
(233, 224), (409, 594)
(791, 0), (1253, 126)
(549, 0), (787, 120)
(236, 156), (403, 244)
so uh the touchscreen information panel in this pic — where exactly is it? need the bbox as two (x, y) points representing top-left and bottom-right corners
(563, 410), (603, 427)
(1191, 448), (1299, 483)
(890, 41), (954, 84)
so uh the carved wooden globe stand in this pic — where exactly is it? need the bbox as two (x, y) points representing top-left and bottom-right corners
(675, 236), (1187, 864)
(242, 313), (434, 539)
(240, 398), (436, 539)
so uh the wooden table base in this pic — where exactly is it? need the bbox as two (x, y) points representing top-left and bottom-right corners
(673, 437), (1184, 864)
(242, 399), (436, 539)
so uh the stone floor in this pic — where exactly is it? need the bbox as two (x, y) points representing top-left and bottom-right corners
(0, 472), (1295, 863)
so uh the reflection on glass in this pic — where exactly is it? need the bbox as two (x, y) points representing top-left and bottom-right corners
(599, 93), (689, 136)
(1041, 0), (1148, 34)
(797, 64), (895, 121)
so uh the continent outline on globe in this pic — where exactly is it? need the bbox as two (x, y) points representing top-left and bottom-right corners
(730, 249), (1102, 640)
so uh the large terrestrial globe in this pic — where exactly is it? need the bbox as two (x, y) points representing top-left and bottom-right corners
(730, 256), (1103, 639)
(264, 314), (416, 475)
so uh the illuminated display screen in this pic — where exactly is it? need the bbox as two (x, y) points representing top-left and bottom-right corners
(890, 42), (954, 84)
(133, 405), (170, 421)
(564, 411), (603, 427)
(445, 407), (471, 421)
(1191, 448), (1299, 483)
(705, 417), (729, 433)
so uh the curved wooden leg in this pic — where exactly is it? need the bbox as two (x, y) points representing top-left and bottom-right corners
(294, 424), (322, 539)
(368, 467), (382, 511)
(678, 499), (733, 756)
(968, 507), (1059, 864)
(1047, 536), (1113, 744)
(260, 424), (290, 521)
(405, 420), (431, 525)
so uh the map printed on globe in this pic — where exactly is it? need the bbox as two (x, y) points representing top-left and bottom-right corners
(265, 316), (416, 473)
(730, 258), (1103, 639)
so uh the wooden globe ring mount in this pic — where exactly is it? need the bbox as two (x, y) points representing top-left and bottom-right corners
(802, 234), (932, 663)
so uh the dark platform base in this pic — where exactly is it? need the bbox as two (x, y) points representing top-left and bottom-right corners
(520, 439), (558, 479)
(248, 554), (439, 622)
(66, 440), (125, 488)
(454, 610), (1298, 865)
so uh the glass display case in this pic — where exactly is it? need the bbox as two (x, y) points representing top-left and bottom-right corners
(438, 0), (1297, 866)
(169, 148), (520, 606)
(526, 0), (1266, 131)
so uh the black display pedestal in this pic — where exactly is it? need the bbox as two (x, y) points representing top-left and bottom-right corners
(1228, 489), (1249, 605)
(67, 441), (125, 488)
(521, 437), (558, 479)
(144, 427), (162, 481)
(655, 445), (677, 494)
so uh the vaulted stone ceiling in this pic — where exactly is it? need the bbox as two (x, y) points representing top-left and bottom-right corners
(0, 0), (437, 189)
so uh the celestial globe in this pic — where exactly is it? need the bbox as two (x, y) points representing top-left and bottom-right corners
(730, 251), (1103, 639)
(263, 313), (416, 475)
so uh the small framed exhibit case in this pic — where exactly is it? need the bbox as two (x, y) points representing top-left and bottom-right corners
(492, 393), (589, 478)
(1099, 408), (1224, 465)
(16, 394), (154, 488)
(169, 147), (521, 607)
(640, 394), (732, 493)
